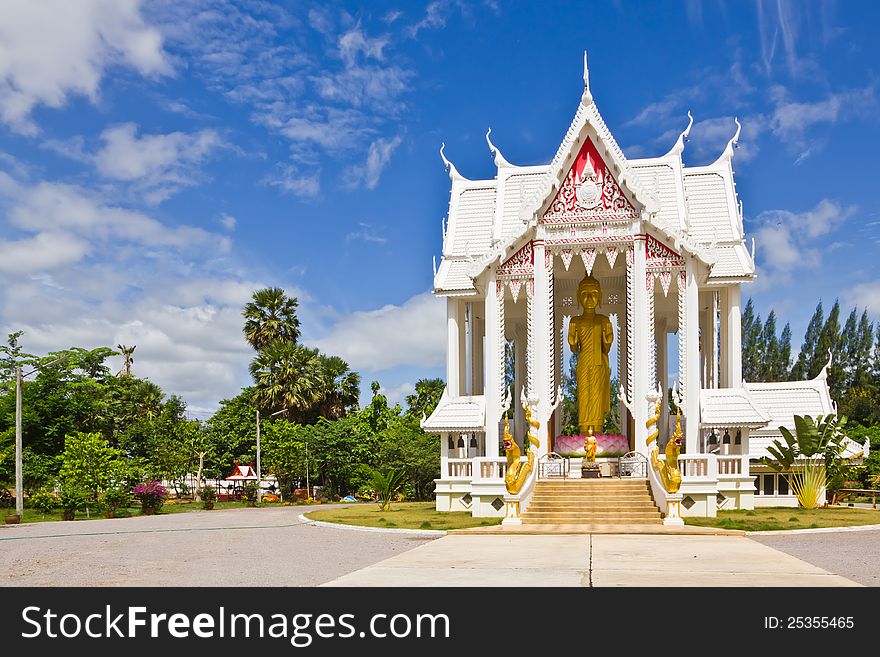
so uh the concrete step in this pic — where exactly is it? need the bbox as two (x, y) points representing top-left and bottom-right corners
(527, 503), (659, 512)
(530, 495), (654, 504)
(523, 509), (661, 518)
(522, 517), (663, 525)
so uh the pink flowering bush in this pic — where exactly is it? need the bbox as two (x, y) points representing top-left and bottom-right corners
(133, 481), (167, 515)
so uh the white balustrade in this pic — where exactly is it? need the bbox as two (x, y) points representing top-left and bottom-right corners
(677, 454), (713, 479)
(474, 457), (507, 481)
(446, 458), (473, 479)
(717, 455), (744, 476)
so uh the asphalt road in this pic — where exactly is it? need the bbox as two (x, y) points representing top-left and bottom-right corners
(0, 505), (436, 587)
(750, 529), (880, 587)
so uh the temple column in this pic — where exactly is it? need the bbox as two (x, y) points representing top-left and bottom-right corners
(684, 258), (701, 452)
(657, 317), (669, 445)
(483, 269), (504, 452)
(710, 290), (719, 389)
(530, 240), (552, 459)
(446, 299), (463, 396)
(472, 316), (484, 395)
(514, 325), (526, 445)
(631, 237), (652, 459)
(719, 285), (742, 388)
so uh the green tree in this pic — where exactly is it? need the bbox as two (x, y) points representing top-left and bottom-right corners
(404, 378), (445, 421)
(249, 340), (322, 418)
(312, 355), (360, 421)
(792, 302), (824, 380)
(204, 388), (258, 479)
(778, 323), (793, 381)
(116, 344), (136, 377)
(0, 331), (37, 383)
(760, 311), (780, 381)
(59, 432), (128, 501)
(260, 419), (307, 497)
(377, 413), (440, 500)
(741, 299), (763, 382)
(243, 287), (301, 351)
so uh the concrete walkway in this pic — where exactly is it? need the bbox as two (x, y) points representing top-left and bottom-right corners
(322, 534), (861, 587)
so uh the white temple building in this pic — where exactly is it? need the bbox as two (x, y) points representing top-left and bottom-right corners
(422, 55), (865, 522)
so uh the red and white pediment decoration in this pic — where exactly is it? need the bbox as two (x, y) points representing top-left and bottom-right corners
(645, 234), (686, 297)
(497, 240), (534, 302)
(541, 137), (638, 224)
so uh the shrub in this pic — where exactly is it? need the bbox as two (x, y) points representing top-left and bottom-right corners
(133, 481), (167, 515)
(104, 487), (132, 517)
(198, 486), (216, 510)
(27, 489), (57, 514)
(241, 482), (259, 507)
(58, 485), (87, 520)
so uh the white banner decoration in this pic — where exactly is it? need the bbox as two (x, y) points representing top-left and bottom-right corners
(560, 249), (574, 271)
(604, 245), (619, 269)
(509, 279), (522, 303)
(659, 270), (673, 297)
(581, 248), (597, 275)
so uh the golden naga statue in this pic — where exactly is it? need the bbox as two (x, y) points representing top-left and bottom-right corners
(567, 274), (613, 435)
(503, 406), (541, 495)
(583, 428), (597, 462)
(646, 399), (682, 494)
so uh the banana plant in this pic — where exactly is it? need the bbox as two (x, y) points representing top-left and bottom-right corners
(760, 414), (847, 509)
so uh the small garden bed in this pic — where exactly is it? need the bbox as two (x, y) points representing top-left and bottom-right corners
(684, 506), (880, 532)
(305, 501), (503, 531)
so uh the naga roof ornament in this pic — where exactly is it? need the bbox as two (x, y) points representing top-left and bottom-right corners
(439, 142), (467, 181)
(713, 117), (742, 166)
(485, 128), (512, 169)
(665, 110), (694, 157)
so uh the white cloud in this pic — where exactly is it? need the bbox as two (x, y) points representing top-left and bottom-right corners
(345, 135), (402, 190)
(346, 223), (387, 244)
(406, 1), (452, 38)
(266, 164), (321, 199)
(380, 382), (415, 406)
(0, 232), (89, 274)
(219, 213), (236, 230)
(311, 292), (446, 372)
(0, 0), (170, 133)
(752, 199), (857, 284)
(846, 281), (880, 316)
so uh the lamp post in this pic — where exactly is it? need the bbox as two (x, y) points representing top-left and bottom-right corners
(255, 407), (292, 503)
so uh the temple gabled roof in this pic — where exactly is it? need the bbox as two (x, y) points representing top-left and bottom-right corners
(433, 55), (756, 295)
(700, 387), (771, 429)
(421, 390), (485, 433)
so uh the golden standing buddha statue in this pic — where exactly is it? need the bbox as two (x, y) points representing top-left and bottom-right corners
(567, 274), (613, 435)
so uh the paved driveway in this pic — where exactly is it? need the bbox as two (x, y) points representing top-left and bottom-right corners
(0, 506), (436, 586)
(750, 529), (880, 587)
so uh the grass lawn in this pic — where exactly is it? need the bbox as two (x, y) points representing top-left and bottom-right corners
(684, 506), (880, 532)
(305, 501), (503, 531)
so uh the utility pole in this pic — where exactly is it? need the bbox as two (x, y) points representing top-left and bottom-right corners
(255, 409), (261, 504)
(15, 365), (23, 518)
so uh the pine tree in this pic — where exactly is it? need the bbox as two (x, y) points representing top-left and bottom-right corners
(853, 310), (874, 389)
(811, 300), (842, 398)
(839, 308), (859, 391)
(791, 302), (823, 380)
(778, 323), (793, 381)
(741, 299), (763, 382)
(761, 311), (779, 381)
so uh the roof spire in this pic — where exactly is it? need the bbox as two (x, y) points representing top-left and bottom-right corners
(665, 111), (694, 157)
(581, 50), (593, 106)
(714, 117), (742, 165)
(439, 142), (465, 181)
(485, 128), (511, 168)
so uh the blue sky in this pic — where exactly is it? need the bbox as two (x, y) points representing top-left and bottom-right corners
(0, 1), (878, 416)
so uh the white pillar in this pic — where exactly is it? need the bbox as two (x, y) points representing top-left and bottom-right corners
(711, 290), (719, 389)
(472, 316), (484, 395)
(631, 238), (652, 459)
(685, 258), (701, 453)
(446, 299), (463, 396)
(657, 317), (669, 445)
(725, 285), (742, 388)
(514, 325), (526, 445)
(530, 240), (552, 459)
(484, 270), (503, 451)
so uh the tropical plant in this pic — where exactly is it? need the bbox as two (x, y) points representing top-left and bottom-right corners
(249, 341), (322, 418)
(760, 414), (847, 509)
(313, 355), (360, 421)
(370, 468), (406, 511)
(27, 489), (57, 515)
(116, 344), (136, 377)
(58, 484), (87, 520)
(243, 287), (301, 351)
(241, 482), (259, 507)
(133, 481), (167, 515)
(198, 486), (217, 510)
(104, 487), (132, 517)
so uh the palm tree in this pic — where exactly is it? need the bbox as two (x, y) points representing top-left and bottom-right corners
(242, 288), (301, 351)
(116, 344), (136, 377)
(314, 355), (361, 421)
(249, 340), (322, 418)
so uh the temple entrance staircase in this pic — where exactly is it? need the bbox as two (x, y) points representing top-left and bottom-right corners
(522, 479), (662, 525)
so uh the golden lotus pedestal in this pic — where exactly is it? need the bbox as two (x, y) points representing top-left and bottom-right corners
(581, 462), (601, 479)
